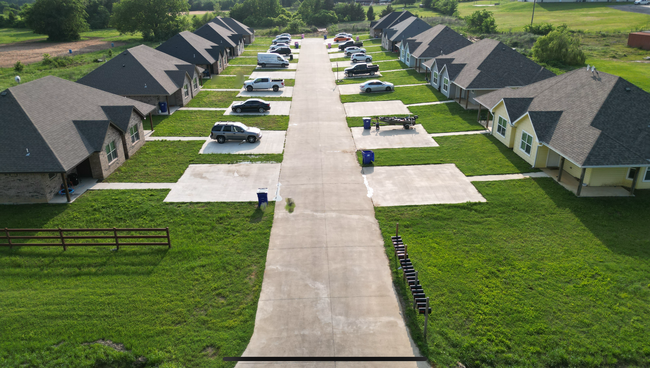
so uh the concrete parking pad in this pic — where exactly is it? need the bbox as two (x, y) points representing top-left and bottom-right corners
(351, 124), (439, 150)
(237, 86), (293, 98)
(256, 63), (298, 70)
(199, 131), (286, 154)
(164, 163), (281, 202)
(224, 101), (292, 116)
(249, 71), (296, 80)
(362, 164), (486, 206)
(344, 100), (411, 117)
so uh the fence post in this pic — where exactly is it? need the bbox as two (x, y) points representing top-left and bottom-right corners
(114, 227), (119, 251)
(166, 227), (171, 248)
(59, 228), (66, 251)
(395, 222), (399, 237)
(424, 297), (429, 341)
(5, 228), (12, 249)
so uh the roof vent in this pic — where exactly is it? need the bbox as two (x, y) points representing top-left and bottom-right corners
(122, 64), (125, 67)
(0, 91), (6, 97)
(625, 87), (631, 92)
(586, 64), (590, 70)
(144, 84), (147, 88)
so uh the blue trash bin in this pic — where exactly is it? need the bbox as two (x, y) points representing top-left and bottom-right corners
(363, 117), (372, 130)
(295, 41), (299, 49)
(324, 34), (327, 40)
(158, 102), (168, 113)
(362, 150), (374, 165)
(257, 188), (268, 207)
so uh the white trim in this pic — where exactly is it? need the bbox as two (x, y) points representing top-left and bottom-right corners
(520, 131), (533, 156)
(442, 77), (449, 93)
(644, 167), (650, 182)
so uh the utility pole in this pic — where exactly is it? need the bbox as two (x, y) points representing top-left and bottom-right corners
(531, 0), (536, 26)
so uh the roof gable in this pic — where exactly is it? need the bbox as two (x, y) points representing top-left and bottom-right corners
(195, 22), (237, 49)
(157, 31), (220, 66)
(408, 26), (472, 59)
(385, 17), (431, 44)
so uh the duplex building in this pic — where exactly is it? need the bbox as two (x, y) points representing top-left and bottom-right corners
(157, 31), (227, 76)
(398, 25), (472, 72)
(382, 16), (431, 52)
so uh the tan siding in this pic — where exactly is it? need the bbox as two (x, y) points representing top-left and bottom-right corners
(512, 117), (537, 167)
(491, 103), (513, 147)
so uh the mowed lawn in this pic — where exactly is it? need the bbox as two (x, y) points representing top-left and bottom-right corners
(336, 69), (426, 86)
(151, 111), (289, 136)
(186, 90), (291, 108)
(333, 60), (405, 72)
(341, 84), (444, 105)
(202, 76), (295, 89)
(104, 141), (282, 183)
(0, 190), (274, 368)
(331, 51), (398, 63)
(359, 134), (538, 176)
(376, 179), (650, 367)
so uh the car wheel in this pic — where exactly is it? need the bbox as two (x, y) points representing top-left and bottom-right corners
(366, 88), (372, 93)
(247, 136), (257, 143)
(366, 58), (371, 62)
(370, 71), (375, 76)
(217, 135), (226, 143)
(259, 107), (265, 113)
(236, 107), (242, 113)
(403, 124), (410, 130)
(247, 85), (253, 92)
(385, 87), (391, 91)
(261, 63), (266, 68)
(273, 85), (279, 92)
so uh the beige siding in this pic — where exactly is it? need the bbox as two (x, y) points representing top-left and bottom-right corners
(512, 117), (538, 167)
(535, 144), (549, 168)
(491, 103), (514, 147)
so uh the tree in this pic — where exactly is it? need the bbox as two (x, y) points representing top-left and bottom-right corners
(111, 0), (188, 42)
(286, 17), (305, 33)
(532, 26), (585, 66)
(379, 4), (393, 18)
(433, 0), (457, 16)
(24, 0), (89, 41)
(86, 0), (111, 29)
(465, 9), (496, 34)
(274, 13), (290, 30)
(230, 0), (282, 27)
(366, 5), (374, 21)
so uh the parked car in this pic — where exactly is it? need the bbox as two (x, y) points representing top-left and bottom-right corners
(276, 33), (291, 39)
(359, 80), (394, 93)
(269, 43), (289, 51)
(351, 53), (372, 63)
(231, 99), (271, 113)
(270, 46), (293, 59)
(257, 52), (290, 68)
(273, 37), (291, 44)
(210, 122), (262, 144)
(345, 47), (365, 56)
(339, 40), (363, 50)
(634, 0), (649, 4)
(344, 63), (379, 77)
(243, 77), (285, 92)
(335, 33), (352, 38)
(334, 36), (352, 42)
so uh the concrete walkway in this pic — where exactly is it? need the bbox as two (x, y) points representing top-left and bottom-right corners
(468, 172), (549, 182)
(178, 107), (228, 111)
(90, 183), (176, 190)
(430, 130), (489, 137)
(405, 100), (455, 107)
(238, 38), (421, 367)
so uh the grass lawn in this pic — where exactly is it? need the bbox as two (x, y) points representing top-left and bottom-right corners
(586, 58), (650, 92)
(203, 76), (295, 89)
(220, 65), (257, 77)
(0, 28), (141, 45)
(376, 179), (650, 367)
(358, 134), (537, 176)
(0, 28), (47, 44)
(0, 190), (274, 368)
(151, 111), (289, 136)
(336, 69), (427, 86)
(226, 57), (258, 66)
(341, 85), (445, 105)
(333, 60), (407, 73)
(331, 51), (398, 62)
(186, 91), (291, 108)
(104, 141), (282, 183)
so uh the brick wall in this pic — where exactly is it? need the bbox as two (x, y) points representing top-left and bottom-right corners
(0, 173), (59, 203)
(125, 111), (145, 158)
(126, 95), (167, 115)
(90, 125), (125, 180)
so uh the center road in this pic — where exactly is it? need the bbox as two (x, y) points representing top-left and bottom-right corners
(237, 38), (422, 368)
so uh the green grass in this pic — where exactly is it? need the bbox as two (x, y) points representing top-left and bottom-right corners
(331, 51), (398, 63)
(333, 60), (407, 73)
(587, 58), (650, 92)
(336, 69), (427, 86)
(341, 85), (445, 105)
(358, 134), (537, 176)
(203, 76), (295, 89)
(104, 141), (282, 183)
(226, 57), (258, 65)
(0, 190), (274, 368)
(220, 65), (257, 76)
(151, 111), (289, 136)
(0, 28), (47, 44)
(0, 28), (141, 45)
(186, 91), (291, 108)
(376, 179), (650, 367)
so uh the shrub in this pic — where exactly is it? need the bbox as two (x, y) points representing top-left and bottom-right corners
(532, 26), (586, 66)
(524, 23), (554, 35)
(430, 0), (458, 16)
(287, 18), (306, 33)
(13, 61), (24, 72)
(465, 9), (497, 34)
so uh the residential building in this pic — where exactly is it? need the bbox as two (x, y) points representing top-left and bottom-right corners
(382, 16), (431, 52)
(195, 21), (245, 58)
(217, 16), (255, 44)
(398, 25), (472, 72)
(156, 31), (227, 76)
(370, 11), (413, 38)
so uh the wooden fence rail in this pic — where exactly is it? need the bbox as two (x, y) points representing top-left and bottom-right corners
(1, 227), (171, 251)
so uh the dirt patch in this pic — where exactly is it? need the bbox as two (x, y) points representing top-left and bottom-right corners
(202, 346), (220, 359)
(82, 339), (128, 352)
(0, 38), (126, 68)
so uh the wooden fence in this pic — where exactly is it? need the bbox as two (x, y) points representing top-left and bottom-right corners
(1, 228), (171, 251)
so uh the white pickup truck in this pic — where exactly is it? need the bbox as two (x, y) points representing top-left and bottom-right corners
(243, 77), (285, 92)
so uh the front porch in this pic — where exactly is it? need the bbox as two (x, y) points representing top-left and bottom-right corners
(541, 168), (633, 197)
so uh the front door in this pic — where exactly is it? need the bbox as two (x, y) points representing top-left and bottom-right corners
(547, 150), (561, 168)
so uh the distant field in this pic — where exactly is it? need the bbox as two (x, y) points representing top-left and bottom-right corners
(0, 28), (142, 45)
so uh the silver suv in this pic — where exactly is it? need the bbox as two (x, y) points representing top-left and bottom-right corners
(210, 122), (262, 143)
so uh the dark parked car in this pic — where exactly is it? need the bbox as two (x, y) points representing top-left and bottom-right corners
(338, 40), (363, 50)
(344, 63), (379, 77)
(231, 99), (271, 113)
(270, 46), (293, 59)
(210, 122), (262, 143)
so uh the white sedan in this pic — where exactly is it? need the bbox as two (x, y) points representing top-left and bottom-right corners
(359, 80), (394, 93)
(351, 53), (372, 63)
(634, 0), (649, 4)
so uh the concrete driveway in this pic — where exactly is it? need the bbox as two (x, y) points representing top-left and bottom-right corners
(256, 63), (298, 70)
(237, 86), (293, 98)
(344, 100), (411, 116)
(199, 131), (286, 154)
(249, 71), (296, 80)
(224, 101), (292, 116)
(351, 124), (439, 150)
(362, 164), (486, 206)
(164, 163), (281, 202)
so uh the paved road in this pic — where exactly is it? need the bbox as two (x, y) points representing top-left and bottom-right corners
(237, 38), (422, 367)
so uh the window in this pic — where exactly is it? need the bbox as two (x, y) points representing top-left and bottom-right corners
(48, 173), (57, 180)
(129, 125), (140, 144)
(627, 167), (638, 180)
(644, 168), (650, 182)
(234, 126), (245, 133)
(183, 84), (189, 97)
(496, 116), (508, 137)
(520, 131), (533, 155)
(222, 125), (232, 132)
(105, 141), (117, 163)
(212, 125), (222, 132)
(193, 77), (198, 89)
(442, 78), (449, 93)
(406, 53), (410, 64)
(433, 71), (438, 85)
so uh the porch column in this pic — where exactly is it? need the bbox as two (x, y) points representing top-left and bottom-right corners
(61, 173), (71, 203)
(576, 167), (586, 197)
(149, 113), (154, 131)
(558, 157), (565, 182)
(629, 167), (641, 195)
(477, 104), (482, 124)
(465, 90), (470, 109)
(166, 96), (170, 115)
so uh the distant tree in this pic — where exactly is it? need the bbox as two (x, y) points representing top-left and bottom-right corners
(111, 0), (188, 41)
(532, 26), (585, 66)
(334, 2), (364, 22)
(465, 9), (496, 34)
(24, 0), (89, 41)
(309, 9), (337, 26)
(366, 5), (374, 21)
(191, 11), (217, 31)
(286, 17), (305, 33)
(422, 0), (432, 9)
(274, 13), (290, 30)
(230, 0), (281, 26)
(379, 4), (393, 18)
(322, 0), (334, 11)
(524, 22), (554, 36)
(86, 0), (111, 29)
(433, 0), (457, 16)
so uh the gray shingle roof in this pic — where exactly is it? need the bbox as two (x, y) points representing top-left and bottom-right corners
(476, 68), (650, 167)
(194, 22), (238, 50)
(219, 17), (254, 36)
(156, 31), (223, 67)
(77, 45), (200, 97)
(208, 17), (244, 45)
(423, 38), (554, 90)
(0, 76), (155, 173)
(384, 16), (431, 45)
(371, 11), (403, 32)
(401, 25), (472, 59)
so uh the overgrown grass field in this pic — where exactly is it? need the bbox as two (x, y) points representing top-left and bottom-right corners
(0, 28), (141, 45)
(340, 84), (444, 105)
(104, 141), (282, 183)
(376, 179), (650, 367)
(151, 111), (289, 136)
(0, 190), (274, 367)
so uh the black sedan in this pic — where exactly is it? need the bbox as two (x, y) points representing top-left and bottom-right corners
(231, 99), (271, 113)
